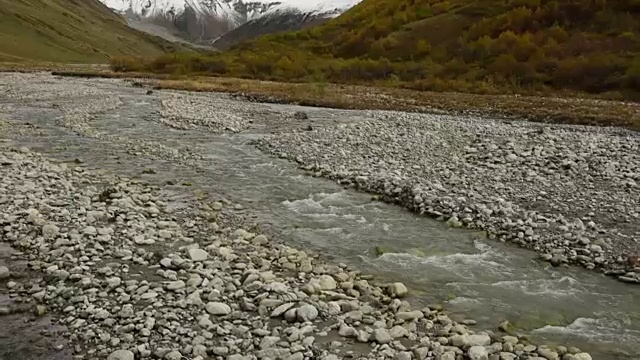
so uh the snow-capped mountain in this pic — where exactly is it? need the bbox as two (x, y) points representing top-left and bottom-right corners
(100, 0), (360, 43)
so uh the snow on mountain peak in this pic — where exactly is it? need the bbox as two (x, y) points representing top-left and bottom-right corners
(100, 0), (361, 42)
(102, 0), (359, 18)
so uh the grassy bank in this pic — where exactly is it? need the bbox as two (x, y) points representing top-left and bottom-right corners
(50, 70), (640, 131)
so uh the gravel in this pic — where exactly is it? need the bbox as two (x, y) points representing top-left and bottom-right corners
(0, 72), (606, 359)
(254, 110), (640, 282)
(0, 143), (581, 359)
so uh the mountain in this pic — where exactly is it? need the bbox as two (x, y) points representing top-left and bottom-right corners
(100, 0), (360, 43)
(0, 0), (184, 62)
(212, 7), (331, 50)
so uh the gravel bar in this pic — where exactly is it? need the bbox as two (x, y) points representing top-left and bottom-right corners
(254, 109), (640, 284)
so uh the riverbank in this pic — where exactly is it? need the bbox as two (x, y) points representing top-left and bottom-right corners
(55, 71), (640, 283)
(253, 110), (640, 283)
(49, 70), (640, 132)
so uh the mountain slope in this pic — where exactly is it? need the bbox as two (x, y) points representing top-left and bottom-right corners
(100, 0), (360, 42)
(212, 9), (329, 50)
(136, 0), (640, 96)
(0, 0), (183, 62)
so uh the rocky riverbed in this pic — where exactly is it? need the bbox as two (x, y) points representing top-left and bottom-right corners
(254, 110), (640, 282)
(0, 146), (598, 360)
(0, 71), (635, 360)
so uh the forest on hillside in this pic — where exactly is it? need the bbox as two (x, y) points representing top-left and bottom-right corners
(112, 0), (640, 96)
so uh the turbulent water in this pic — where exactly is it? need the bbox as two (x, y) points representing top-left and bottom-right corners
(2, 81), (639, 359)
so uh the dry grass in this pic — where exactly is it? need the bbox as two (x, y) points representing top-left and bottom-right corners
(50, 70), (640, 131)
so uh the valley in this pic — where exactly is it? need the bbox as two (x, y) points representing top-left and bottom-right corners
(0, 72), (639, 360)
(1, 0), (640, 360)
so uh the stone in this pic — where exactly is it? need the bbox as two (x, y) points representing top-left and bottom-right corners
(166, 281), (185, 291)
(286, 353), (304, 360)
(118, 304), (134, 318)
(394, 352), (412, 360)
(188, 248), (209, 262)
(469, 346), (489, 360)
(260, 336), (280, 349)
(338, 325), (358, 338)
(211, 346), (229, 356)
(297, 304), (319, 322)
(438, 352), (456, 360)
(164, 350), (182, 360)
(537, 348), (559, 360)
(0, 266), (9, 279)
(468, 334), (491, 347)
(388, 282), (408, 297)
(414, 347), (430, 360)
(293, 111), (309, 120)
(389, 325), (408, 338)
(206, 302), (231, 316)
(396, 310), (424, 321)
(372, 328), (392, 344)
(107, 350), (134, 360)
(573, 354), (592, 360)
(318, 275), (337, 290)
(42, 223), (60, 239)
(271, 303), (295, 318)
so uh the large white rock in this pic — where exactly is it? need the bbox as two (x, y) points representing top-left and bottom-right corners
(188, 248), (209, 262)
(318, 275), (337, 290)
(388, 282), (408, 297)
(468, 346), (488, 360)
(296, 304), (319, 322)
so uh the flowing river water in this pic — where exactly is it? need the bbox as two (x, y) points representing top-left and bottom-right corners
(1, 81), (639, 359)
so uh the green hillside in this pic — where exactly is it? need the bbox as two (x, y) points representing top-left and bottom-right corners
(119, 0), (640, 96)
(0, 0), (183, 63)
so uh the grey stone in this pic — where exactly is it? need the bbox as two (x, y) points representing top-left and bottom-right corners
(438, 352), (456, 360)
(164, 350), (182, 360)
(388, 282), (408, 297)
(188, 248), (209, 262)
(297, 304), (318, 322)
(414, 347), (430, 360)
(573, 354), (592, 360)
(537, 348), (559, 360)
(394, 352), (412, 360)
(373, 328), (392, 344)
(0, 266), (9, 279)
(206, 302), (231, 316)
(318, 275), (337, 290)
(469, 346), (489, 360)
(271, 303), (295, 318)
(42, 223), (60, 239)
(396, 310), (424, 321)
(107, 350), (134, 360)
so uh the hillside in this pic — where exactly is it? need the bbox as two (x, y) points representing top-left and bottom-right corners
(116, 0), (640, 97)
(0, 0), (184, 62)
